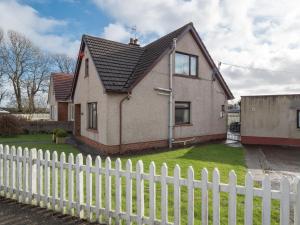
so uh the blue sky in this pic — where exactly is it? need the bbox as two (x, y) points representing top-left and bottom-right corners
(0, 0), (300, 98)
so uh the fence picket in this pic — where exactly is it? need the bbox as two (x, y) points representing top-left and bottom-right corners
(115, 158), (122, 224)
(188, 166), (194, 225)
(52, 151), (58, 210)
(75, 154), (83, 218)
(174, 165), (181, 225)
(126, 159), (132, 225)
(60, 152), (66, 213)
(10, 146), (16, 197)
(262, 175), (271, 225)
(95, 156), (102, 222)
(16, 147), (22, 201)
(245, 172), (253, 225)
(105, 157), (111, 224)
(161, 163), (168, 225)
(228, 170), (237, 225)
(86, 155), (92, 221)
(213, 168), (220, 225)
(68, 153), (74, 215)
(3, 145), (9, 195)
(44, 150), (50, 208)
(22, 148), (29, 203)
(149, 162), (156, 224)
(201, 168), (208, 225)
(280, 177), (290, 225)
(29, 148), (37, 203)
(36, 149), (43, 205)
(0, 145), (3, 190)
(295, 178), (300, 225)
(136, 160), (144, 225)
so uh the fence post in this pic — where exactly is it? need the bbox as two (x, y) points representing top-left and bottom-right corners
(245, 172), (253, 225)
(188, 166), (194, 225)
(60, 152), (66, 213)
(213, 168), (220, 225)
(228, 170), (237, 225)
(295, 177), (300, 225)
(29, 148), (37, 203)
(161, 163), (168, 225)
(36, 149), (43, 205)
(201, 168), (209, 225)
(105, 157), (111, 223)
(280, 176), (290, 225)
(10, 146), (16, 198)
(0, 145), (3, 192)
(95, 156), (102, 222)
(44, 150), (50, 208)
(16, 147), (22, 201)
(75, 154), (83, 218)
(136, 160), (144, 225)
(126, 159), (132, 225)
(262, 175), (271, 225)
(22, 148), (29, 203)
(86, 155), (92, 221)
(52, 151), (58, 210)
(68, 153), (74, 215)
(115, 158), (122, 225)
(149, 161), (156, 224)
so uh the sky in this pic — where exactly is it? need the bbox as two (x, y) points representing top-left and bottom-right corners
(0, 0), (300, 101)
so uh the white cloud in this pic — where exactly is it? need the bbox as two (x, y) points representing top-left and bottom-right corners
(102, 23), (131, 43)
(93, 0), (300, 99)
(0, 0), (79, 57)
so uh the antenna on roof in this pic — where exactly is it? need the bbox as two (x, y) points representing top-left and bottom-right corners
(130, 25), (137, 39)
(129, 25), (140, 46)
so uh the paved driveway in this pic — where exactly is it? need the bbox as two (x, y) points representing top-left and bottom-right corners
(244, 145), (300, 189)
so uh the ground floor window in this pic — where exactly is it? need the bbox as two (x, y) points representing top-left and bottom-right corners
(175, 102), (191, 125)
(50, 105), (56, 120)
(87, 102), (97, 130)
(297, 110), (300, 128)
(69, 104), (74, 121)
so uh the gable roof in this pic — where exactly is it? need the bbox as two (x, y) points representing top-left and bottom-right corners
(52, 73), (74, 101)
(72, 22), (234, 99)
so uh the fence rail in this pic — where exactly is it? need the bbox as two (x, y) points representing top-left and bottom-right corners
(0, 144), (299, 225)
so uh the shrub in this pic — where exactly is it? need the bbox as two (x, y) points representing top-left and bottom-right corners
(0, 115), (24, 136)
(55, 128), (68, 138)
(52, 128), (60, 136)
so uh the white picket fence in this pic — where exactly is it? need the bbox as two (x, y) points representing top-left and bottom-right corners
(0, 144), (299, 225)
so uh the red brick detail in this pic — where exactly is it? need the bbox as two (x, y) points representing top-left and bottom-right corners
(76, 133), (226, 155)
(57, 102), (68, 121)
(241, 136), (300, 147)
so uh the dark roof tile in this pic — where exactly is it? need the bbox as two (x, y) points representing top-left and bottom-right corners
(52, 73), (74, 101)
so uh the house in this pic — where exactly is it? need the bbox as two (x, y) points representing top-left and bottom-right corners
(241, 94), (300, 146)
(71, 22), (234, 154)
(0, 108), (9, 115)
(48, 73), (74, 121)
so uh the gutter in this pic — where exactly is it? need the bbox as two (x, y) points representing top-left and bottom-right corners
(119, 93), (131, 154)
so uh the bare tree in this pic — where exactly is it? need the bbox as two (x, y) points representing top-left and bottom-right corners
(52, 53), (76, 74)
(0, 29), (7, 105)
(0, 30), (37, 111)
(23, 51), (51, 113)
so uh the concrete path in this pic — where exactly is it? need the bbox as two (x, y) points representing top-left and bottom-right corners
(0, 197), (103, 225)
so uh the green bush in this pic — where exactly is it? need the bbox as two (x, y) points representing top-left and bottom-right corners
(55, 128), (68, 138)
(52, 128), (60, 135)
(0, 115), (24, 136)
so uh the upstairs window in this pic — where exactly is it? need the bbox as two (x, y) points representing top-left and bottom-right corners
(297, 110), (300, 128)
(87, 102), (97, 130)
(175, 52), (198, 76)
(85, 58), (89, 77)
(175, 102), (191, 125)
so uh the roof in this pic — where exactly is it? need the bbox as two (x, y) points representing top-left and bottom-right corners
(72, 22), (234, 99)
(52, 73), (74, 101)
(242, 94), (300, 98)
(0, 108), (9, 114)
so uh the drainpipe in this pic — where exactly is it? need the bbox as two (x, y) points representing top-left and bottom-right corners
(169, 38), (177, 149)
(119, 93), (131, 154)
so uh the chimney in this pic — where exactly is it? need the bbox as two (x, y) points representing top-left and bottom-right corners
(128, 38), (140, 46)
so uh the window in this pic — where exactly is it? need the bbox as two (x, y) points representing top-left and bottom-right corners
(87, 102), (97, 129)
(85, 58), (89, 77)
(175, 102), (191, 125)
(69, 104), (74, 121)
(297, 110), (300, 128)
(175, 52), (198, 76)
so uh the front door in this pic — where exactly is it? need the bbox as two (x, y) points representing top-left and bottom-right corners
(75, 104), (81, 136)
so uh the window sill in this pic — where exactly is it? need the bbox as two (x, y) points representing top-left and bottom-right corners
(175, 123), (193, 127)
(174, 74), (199, 79)
(87, 128), (98, 133)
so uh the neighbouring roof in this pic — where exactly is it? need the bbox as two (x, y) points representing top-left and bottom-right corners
(52, 73), (74, 101)
(72, 22), (234, 99)
(0, 108), (9, 114)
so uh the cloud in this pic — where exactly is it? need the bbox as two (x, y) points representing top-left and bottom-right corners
(102, 23), (131, 43)
(93, 0), (300, 99)
(0, 0), (79, 57)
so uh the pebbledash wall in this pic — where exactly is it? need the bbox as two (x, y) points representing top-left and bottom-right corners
(73, 31), (228, 154)
(241, 95), (300, 147)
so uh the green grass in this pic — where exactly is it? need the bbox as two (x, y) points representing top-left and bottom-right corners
(0, 134), (80, 155)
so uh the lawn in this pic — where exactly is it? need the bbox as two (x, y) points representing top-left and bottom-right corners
(0, 134), (280, 224)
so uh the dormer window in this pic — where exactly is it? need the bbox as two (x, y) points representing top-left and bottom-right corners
(175, 52), (198, 76)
